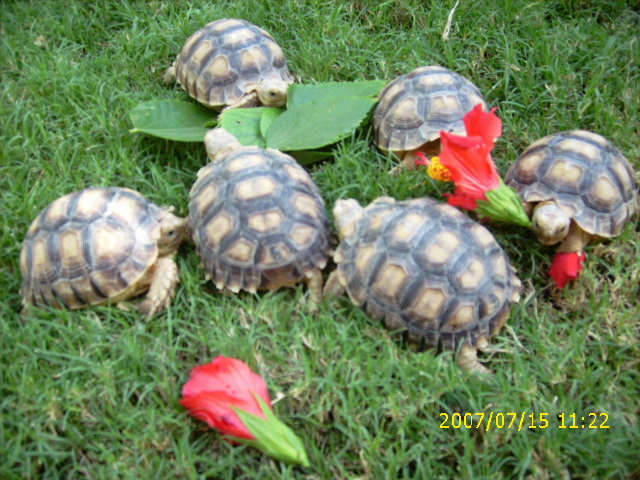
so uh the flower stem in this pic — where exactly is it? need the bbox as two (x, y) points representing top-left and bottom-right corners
(474, 180), (532, 228)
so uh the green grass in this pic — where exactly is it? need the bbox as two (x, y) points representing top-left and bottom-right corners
(1, 1), (639, 478)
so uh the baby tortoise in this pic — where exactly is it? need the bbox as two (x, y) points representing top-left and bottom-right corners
(373, 65), (487, 173)
(167, 18), (294, 111)
(325, 197), (521, 373)
(189, 129), (331, 309)
(505, 130), (637, 256)
(20, 187), (188, 318)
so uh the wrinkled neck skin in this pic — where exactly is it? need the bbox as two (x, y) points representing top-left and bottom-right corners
(556, 221), (593, 254)
(157, 210), (188, 256)
(333, 199), (364, 239)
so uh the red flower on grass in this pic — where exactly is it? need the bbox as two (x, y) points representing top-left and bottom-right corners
(180, 356), (271, 440)
(549, 252), (586, 289)
(180, 356), (309, 466)
(415, 104), (531, 227)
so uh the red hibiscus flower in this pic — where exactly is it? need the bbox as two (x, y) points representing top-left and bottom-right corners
(437, 104), (501, 209)
(549, 252), (587, 289)
(180, 356), (309, 466)
(180, 356), (271, 440)
(415, 104), (531, 228)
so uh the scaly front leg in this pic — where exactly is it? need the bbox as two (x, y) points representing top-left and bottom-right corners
(138, 256), (179, 319)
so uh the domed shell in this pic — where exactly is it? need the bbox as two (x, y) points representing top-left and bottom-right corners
(173, 18), (294, 109)
(504, 130), (638, 238)
(373, 65), (487, 154)
(20, 187), (165, 309)
(189, 146), (331, 293)
(333, 197), (520, 352)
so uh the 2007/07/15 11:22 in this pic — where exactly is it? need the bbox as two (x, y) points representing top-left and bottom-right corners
(439, 412), (610, 430)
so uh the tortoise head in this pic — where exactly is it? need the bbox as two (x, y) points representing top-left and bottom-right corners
(204, 128), (243, 163)
(157, 208), (189, 255)
(333, 199), (364, 239)
(257, 78), (289, 107)
(531, 201), (571, 246)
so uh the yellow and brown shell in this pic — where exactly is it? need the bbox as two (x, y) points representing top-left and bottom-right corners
(505, 130), (638, 238)
(373, 65), (487, 154)
(20, 187), (165, 309)
(333, 197), (520, 352)
(189, 147), (331, 293)
(172, 18), (293, 109)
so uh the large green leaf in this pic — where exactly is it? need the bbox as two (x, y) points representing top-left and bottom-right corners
(287, 80), (386, 108)
(219, 107), (283, 148)
(128, 100), (217, 142)
(260, 107), (284, 139)
(266, 97), (377, 150)
(288, 150), (333, 167)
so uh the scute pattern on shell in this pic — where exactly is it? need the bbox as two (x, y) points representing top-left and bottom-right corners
(20, 187), (163, 309)
(173, 18), (293, 108)
(504, 130), (638, 237)
(373, 65), (487, 152)
(189, 147), (331, 293)
(334, 198), (520, 352)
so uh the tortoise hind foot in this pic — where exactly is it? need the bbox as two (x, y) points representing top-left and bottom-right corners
(458, 344), (492, 375)
(305, 269), (324, 315)
(162, 65), (176, 85)
(137, 256), (179, 320)
(322, 270), (345, 299)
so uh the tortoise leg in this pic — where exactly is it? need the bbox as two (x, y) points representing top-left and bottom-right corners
(305, 269), (324, 314)
(388, 151), (420, 175)
(138, 256), (179, 319)
(223, 92), (260, 111)
(322, 270), (345, 298)
(556, 221), (593, 253)
(162, 64), (176, 85)
(388, 140), (442, 175)
(458, 344), (492, 375)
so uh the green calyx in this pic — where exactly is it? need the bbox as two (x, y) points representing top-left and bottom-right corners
(232, 396), (310, 467)
(475, 179), (533, 228)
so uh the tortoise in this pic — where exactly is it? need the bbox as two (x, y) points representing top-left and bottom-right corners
(504, 130), (638, 256)
(373, 65), (487, 172)
(166, 18), (294, 111)
(20, 187), (188, 318)
(189, 128), (331, 308)
(324, 196), (521, 373)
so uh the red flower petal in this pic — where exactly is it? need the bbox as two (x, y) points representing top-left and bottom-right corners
(180, 391), (257, 440)
(439, 130), (500, 210)
(180, 356), (273, 440)
(445, 192), (483, 211)
(548, 252), (587, 289)
(463, 104), (502, 151)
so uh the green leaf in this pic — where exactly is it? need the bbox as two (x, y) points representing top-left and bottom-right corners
(266, 97), (377, 150)
(260, 108), (285, 139)
(287, 80), (386, 108)
(219, 107), (270, 148)
(128, 100), (217, 142)
(232, 396), (310, 467)
(288, 150), (333, 167)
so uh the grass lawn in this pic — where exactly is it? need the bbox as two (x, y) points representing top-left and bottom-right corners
(1, 1), (639, 478)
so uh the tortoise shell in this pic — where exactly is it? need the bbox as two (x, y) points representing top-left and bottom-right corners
(20, 187), (167, 309)
(333, 197), (520, 352)
(373, 65), (487, 154)
(504, 130), (638, 238)
(189, 146), (331, 293)
(172, 18), (293, 109)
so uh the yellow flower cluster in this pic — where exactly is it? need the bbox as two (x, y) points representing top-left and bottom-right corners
(427, 157), (452, 182)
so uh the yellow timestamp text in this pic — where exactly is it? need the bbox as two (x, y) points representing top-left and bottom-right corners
(439, 412), (609, 431)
